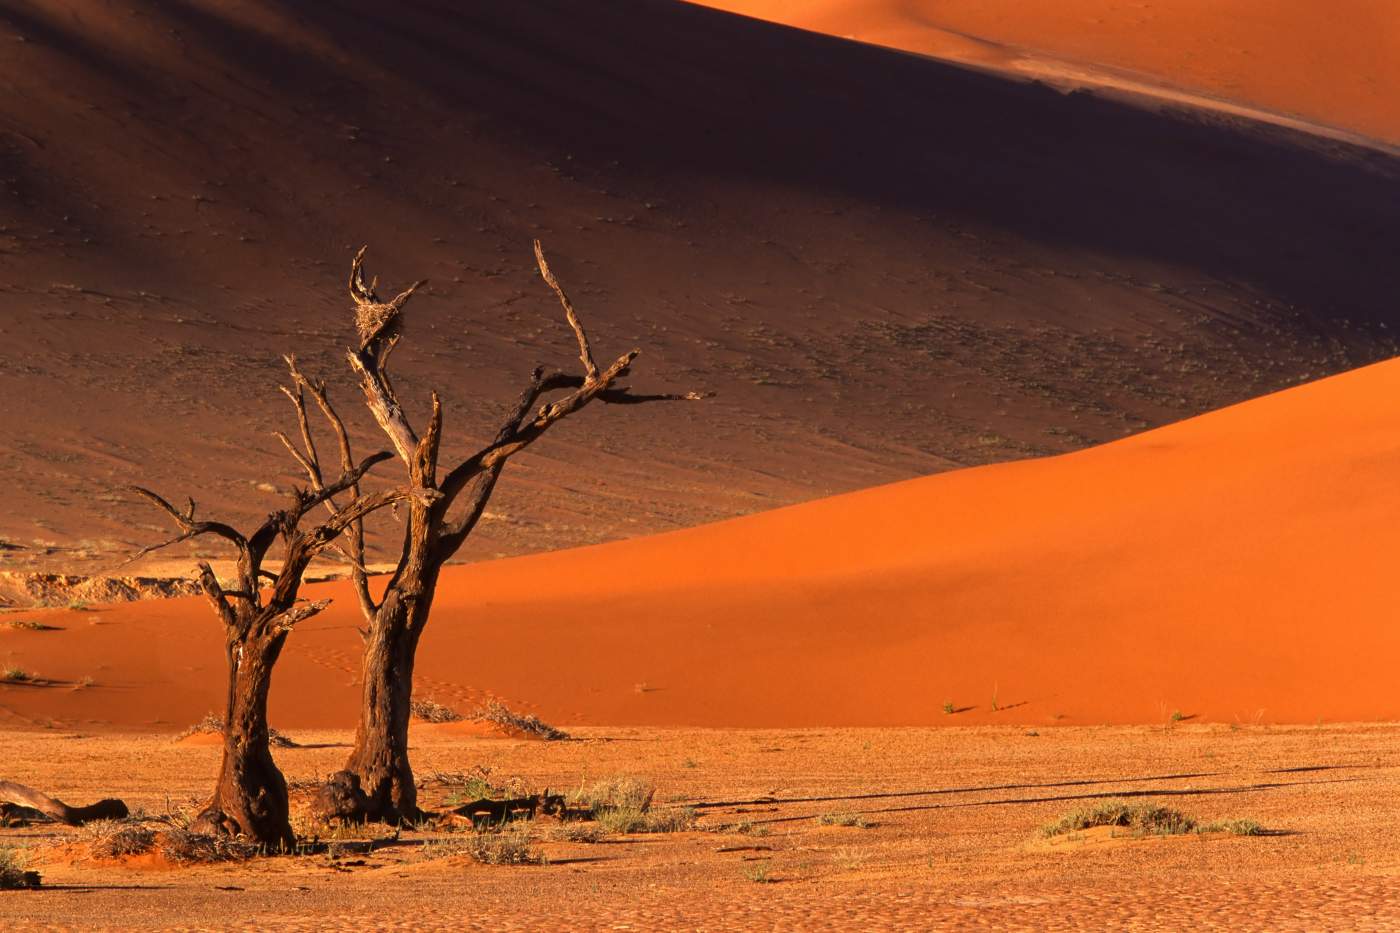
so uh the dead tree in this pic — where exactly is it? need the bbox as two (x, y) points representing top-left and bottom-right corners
(0, 781), (128, 825)
(133, 382), (422, 848)
(313, 241), (703, 823)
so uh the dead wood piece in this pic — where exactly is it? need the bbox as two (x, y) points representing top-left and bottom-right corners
(448, 795), (542, 827)
(0, 780), (128, 826)
(309, 770), (371, 824)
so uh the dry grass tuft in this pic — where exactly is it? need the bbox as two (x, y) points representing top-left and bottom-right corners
(568, 776), (692, 834)
(0, 847), (39, 889)
(817, 811), (872, 829)
(411, 698), (464, 723)
(1041, 801), (1196, 837)
(1041, 801), (1265, 839)
(85, 821), (157, 859)
(158, 828), (260, 863)
(463, 825), (544, 865)
(474, 700), (568, 741)
(571, 776), (654, 814)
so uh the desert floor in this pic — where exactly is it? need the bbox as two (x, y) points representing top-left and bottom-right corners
(2, 723), (1399, 930)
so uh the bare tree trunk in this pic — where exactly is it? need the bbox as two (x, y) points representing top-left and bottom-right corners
(342, 591), (429, 821)
(191, 629), (294, 851)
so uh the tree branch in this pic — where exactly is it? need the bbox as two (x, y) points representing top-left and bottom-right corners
(270, 598), (332, 634)
(196, 560), (236, 628)
(283, 356), (378, 621)
(534, 239), (597, 380)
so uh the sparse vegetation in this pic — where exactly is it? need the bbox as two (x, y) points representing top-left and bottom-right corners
(475, 700), (568, 740)
(942, 700), (955, 715)
(0, 847), (38, 889)
(1, 667), (33, 683)
(81, 818), (260, 862)
(549, 823), (602, 844)
(1041, 801), (1264, 839)
(159, 827), (261, 863)
(743, 860), (772, 883)
(410, 698), (463, 723)
(436, 766), (518, 805)
(1042, 801), (1196, 837)
(817, 811), (872, 829)
(571, 776), (655, 814)
(85, 821), (157, 859)
(1198, 818), (1264, 836)
(566, 776), (692, 833)
(463, 825), (544, 865)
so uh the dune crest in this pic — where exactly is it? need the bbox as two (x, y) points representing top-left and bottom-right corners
(693, 0), (1400, 148)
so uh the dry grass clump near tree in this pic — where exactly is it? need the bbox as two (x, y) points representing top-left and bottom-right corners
(1041, 801), (1264, 838)
(81, 818), (261, 863)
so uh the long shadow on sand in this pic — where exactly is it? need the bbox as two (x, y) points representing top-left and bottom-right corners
(691, 764), (1366, 811)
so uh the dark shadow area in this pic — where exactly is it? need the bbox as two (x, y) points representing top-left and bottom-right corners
(690, 769), (1230, 809)
(275, 0), (1400, 324)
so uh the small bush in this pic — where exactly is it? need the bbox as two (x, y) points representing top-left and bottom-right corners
(571, 776), (654, 814)
(2, 667), (33, 683)
(743, 861), (772, 883)
(942, 701), (955, 715)
(817, 812), (871, 829)
(159, 828), (260, 863)
(86, 822), (157, 859)
(475, 700), (568, 741)
(411, 698), (463, 723)
(0, 848), (39, 889)
(438, 766), (510, 805)
(1042, 801), (1264, 839)
(1041, 801), (1196, 838)
(464, 825), (543, 865)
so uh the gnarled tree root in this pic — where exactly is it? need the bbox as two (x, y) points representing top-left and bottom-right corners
(0, 779), (129, 825)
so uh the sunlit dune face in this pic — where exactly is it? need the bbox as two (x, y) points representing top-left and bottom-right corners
(691, 0), (1400, 145)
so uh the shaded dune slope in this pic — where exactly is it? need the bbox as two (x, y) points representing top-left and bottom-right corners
(0, 0), (1397, 572)
(5, 360), (1400, 729)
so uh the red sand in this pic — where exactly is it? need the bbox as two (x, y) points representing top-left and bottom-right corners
(5, 359), (1399, 730)
(694, 0), (1400, 147)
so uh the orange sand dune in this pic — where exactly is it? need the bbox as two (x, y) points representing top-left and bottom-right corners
(5, 359), (1400, 729)
(694, 0), (1400, 147)
(2, 0), (1398, 577)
